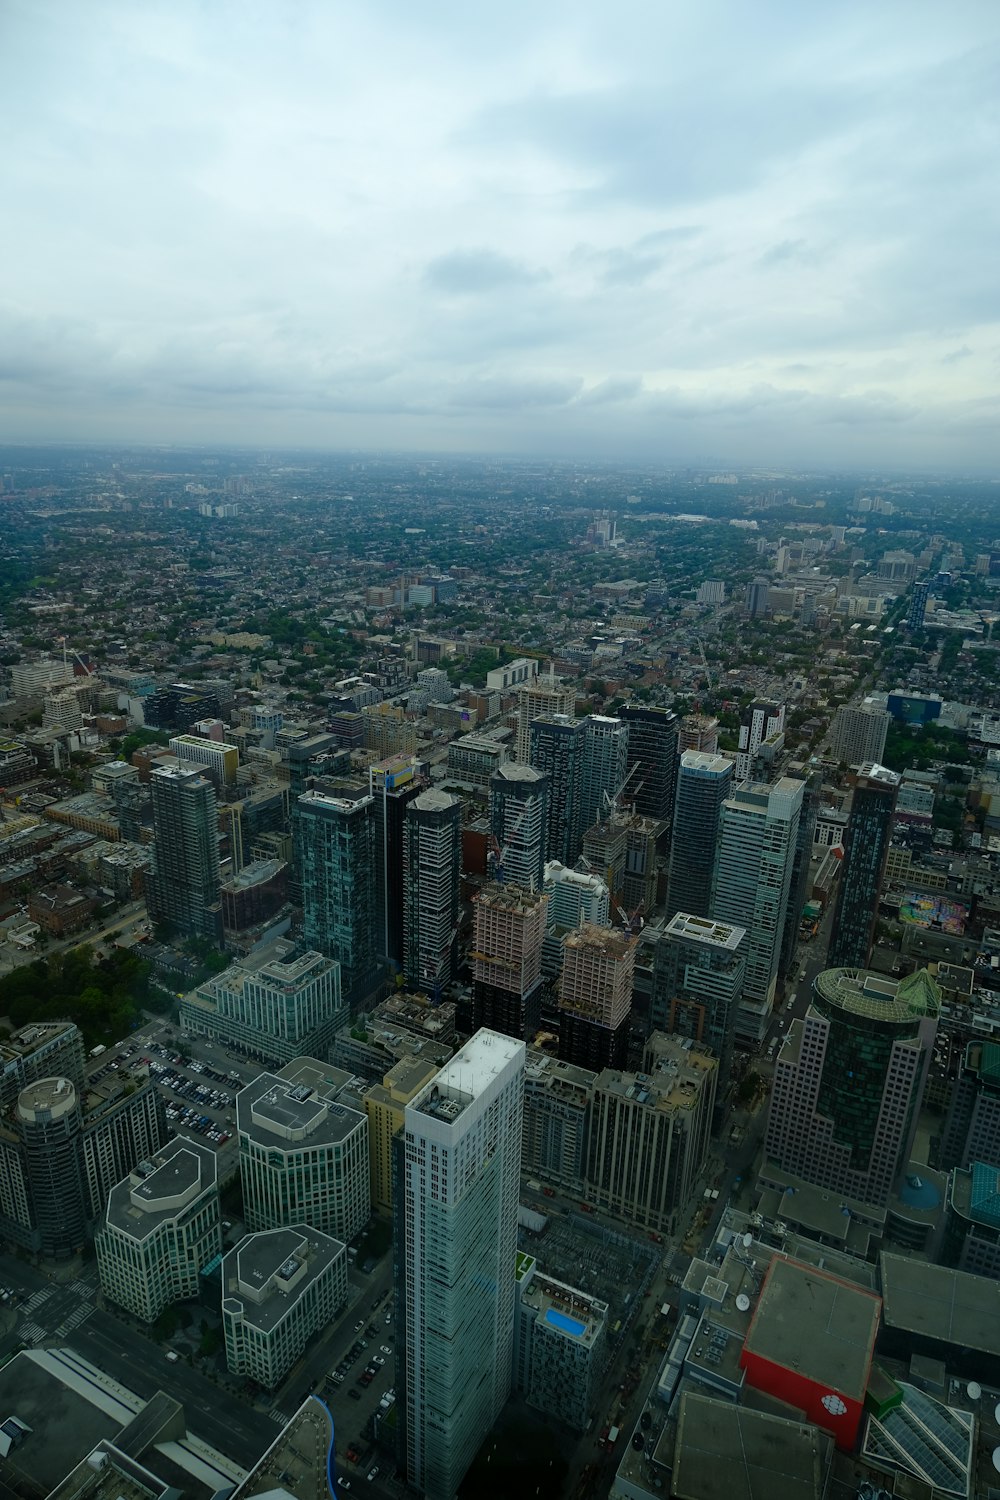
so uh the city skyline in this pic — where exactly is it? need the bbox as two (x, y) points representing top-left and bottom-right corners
(2, 1), (998, 470)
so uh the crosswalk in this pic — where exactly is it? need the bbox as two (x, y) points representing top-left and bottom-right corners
(24, 1288), (53, 1314)
(54, 1305), (93, 1338)
(19, 1321), (47, 1345)
(269, 1407), (290, 1427)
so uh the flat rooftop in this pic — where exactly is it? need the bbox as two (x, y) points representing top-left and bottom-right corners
(743, 1256), (881, 1402)
(665, 911), (747, 951)
(672, 1392), (834, 1500)
(879, 1252), (1000, 1356)
(224, 1227), (344, 1334)
(413, 1029), (523, 1123)
(238, 1069), (363, 1148)
(105, 1138), (216, 1238)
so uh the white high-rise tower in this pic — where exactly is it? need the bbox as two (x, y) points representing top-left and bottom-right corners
(398, 1029), (525, 1499)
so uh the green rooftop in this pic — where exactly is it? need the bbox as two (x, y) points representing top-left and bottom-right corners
(814, 966), (940, 1025)
(515, 1251), (536, 1283)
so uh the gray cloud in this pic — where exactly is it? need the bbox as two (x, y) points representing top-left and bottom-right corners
(0, 0), (996, 468)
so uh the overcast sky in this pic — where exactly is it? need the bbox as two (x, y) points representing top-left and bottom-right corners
(2, 0), (999, 470)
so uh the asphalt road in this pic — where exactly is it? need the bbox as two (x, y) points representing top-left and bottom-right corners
(0, 1251), (277, 1470)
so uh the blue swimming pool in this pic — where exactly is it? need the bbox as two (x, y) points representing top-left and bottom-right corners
(545, 1307), (586, 1337)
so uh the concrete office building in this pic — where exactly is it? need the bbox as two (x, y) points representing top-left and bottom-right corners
(585, 1035), (716, 1234)
(486, 657), (538, 694)
(297, 786), (380, 1003)
(447, 733), (508, 790)
(522, 1051), (596, 1192)
(558, 923), (636, 1071)
(238, 1063), (369, 1244)
(515, 679), (576, 764)
(96, 1138), (221, 1322)
(489, 763), (548, 893)
(146, 765), (223, 943)
(471, 885), (548, 1040)
(678, 714), (720, 755)
(222, 1226), (347, 1391)
(828, 764), (900, 970)
(651, 912), (746, 1106)
(829, 704), (890, 768)
(666, 752), (733, 921)
(765, 967), (939, 1207)
(181, 941), (344, 1066)
(397, 1031), (525, 1500)
(711, 777), (803, 1044)
(365, 1055), (441, 1213)
(513, 1254), (607, 1432)
(402, 789), (462, 994)
(529, 714), (588, 866)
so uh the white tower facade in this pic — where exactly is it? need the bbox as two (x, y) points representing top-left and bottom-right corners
(400, 1030), (525, 1499)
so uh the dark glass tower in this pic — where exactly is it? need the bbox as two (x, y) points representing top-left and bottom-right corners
(402, 789), (462, 993)
(665, 751), (732, 921)
(489, 763), (549, 892)
(828, 764), (900, 970)
(146, 765), (222, 942)
(529, 715), (587, 866)
(620, 704), (679, 823)
(297, 787), (380, 1003)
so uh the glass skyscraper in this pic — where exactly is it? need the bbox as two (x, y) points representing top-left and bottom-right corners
(665, 751), (733, 921)
(297, 787), (379, 1003)
(828, 764), (900, 970)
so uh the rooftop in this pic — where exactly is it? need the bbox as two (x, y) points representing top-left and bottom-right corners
(105, 1138), (217, 1238)
(224, 1226), (344, 1333)
(666, 911), (747, 952)
(671, 1392), (834, 1500)
(813, 965), (940, 1024)
(879, 1252), (1000, 1357)
(238, 1067), (363, 1148)
(742, 1256), (881, 1402)
(412, 1029), (523, 1124)
(231, 1394), (335, 1500)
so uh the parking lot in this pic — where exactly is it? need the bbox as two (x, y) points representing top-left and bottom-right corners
(89, 1022), (270, 1167)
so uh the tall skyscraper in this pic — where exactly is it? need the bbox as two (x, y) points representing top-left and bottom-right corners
(146, 765), (222, 942)
(734, 699), (785, 782)
(529, 714), (588, 866)
(515, 678), (576, 764)
(620, 704), (679, 824)
(665, 751), (733, 921)
(370, 755), (424, 969)
(558, 923), (635, 1071)
(579, 715), (629, 833)
(403, 790), (462, 993)
(828, 764), (900, 970)
(651, 912), (746, 1106)
(489, 763), (549, 892)
(765, 966), (939, 1206)
(396, 1030), (525, 1499)
(297, 787), (380, 1003)
(907, 578), (930, 631)
(829, 704), (890, 768)
(711, 778), (803, 1043)
(471, 886), (548, 1039)
(745, 577), (770, 619)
